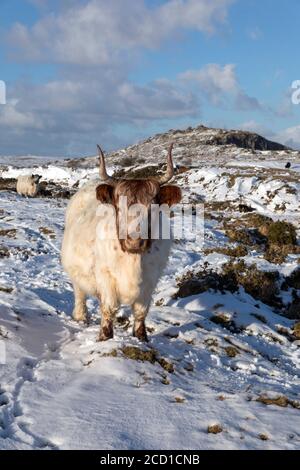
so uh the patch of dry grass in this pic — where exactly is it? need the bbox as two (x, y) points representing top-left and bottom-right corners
(292, 322), (300, 339)
(121, 346), (174, 373)
(174, 261), (282, 308)
(204, 245), (248, 258)
(39, 227), (56, 239)
(267, 221), (297, 245)
(0, 228), (17, 238)
(256, 395), (300, 410)
(0, 245), (10, 258)
(222, 261), (281, 308)
(264, 244), (300, 264)
(207, 424), (223, 434)
(224, 346), (239, 358)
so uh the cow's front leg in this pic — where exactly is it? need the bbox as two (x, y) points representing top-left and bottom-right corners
(132, 302), (149, 342)
(98, 304), (118, 341)
(97, 273), (118, 341)
(72, 283), (88, 323)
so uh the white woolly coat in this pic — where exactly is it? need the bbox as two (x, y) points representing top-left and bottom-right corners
(16, 175), (39, 197)
(61, 179), (172, 308)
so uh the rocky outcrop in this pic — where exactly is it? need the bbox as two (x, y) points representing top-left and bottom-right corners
(208, 129), (288, 151)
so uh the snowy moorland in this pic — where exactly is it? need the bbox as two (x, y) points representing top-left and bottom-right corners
(0, 125), (300, 450)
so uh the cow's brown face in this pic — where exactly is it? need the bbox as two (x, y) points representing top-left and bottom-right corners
(96, 180), (181, 254)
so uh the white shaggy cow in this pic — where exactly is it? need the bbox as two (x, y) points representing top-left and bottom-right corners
(16, 174), (41, 197)
(61, 145), (181, 341)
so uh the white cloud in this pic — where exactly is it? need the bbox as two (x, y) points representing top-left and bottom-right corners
(239, 120), (274, 137)
(8, 0), (235, 65)
(0, 100), (43, 130)
(235, 92), (261, 111)
(0, 74), (199, 155)
(180, 63), (261, 110)
(158, 0), (234, 34)
(1, 0), (241, 155)
(117, 79), (198, 120)
(181, 64), (238, 104)
(275, 125), (300, 149)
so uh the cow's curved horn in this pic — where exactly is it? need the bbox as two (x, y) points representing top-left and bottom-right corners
(157, 143), (174, 185)
(97, 145), (115, 184)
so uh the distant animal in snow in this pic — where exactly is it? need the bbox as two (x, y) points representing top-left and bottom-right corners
(285, 162), (291, 169)
(61, 144), (182, 342)
(16, 174), (42, 197)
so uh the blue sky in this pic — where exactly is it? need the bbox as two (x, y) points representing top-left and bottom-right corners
(0, 0), (299, 156)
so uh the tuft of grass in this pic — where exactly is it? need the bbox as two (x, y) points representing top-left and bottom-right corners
(0, 245), (10, 258)
(174, 269), (238, 299)
(259, 434), (269, 441)
(204, 245), (248, 258)
(267, 221), (297, 246)
(174, 396), (185, 404)
(225, 228), (253, 245)
(0, 228), (17, 238)
(119, 156), (136, 167)
(244, 213), (273, 232)
(222, 261), (281, 308)
(204, 337), (219, 348)
(39, 227), (56, 239)
(121, 346), (157, 363)
(101, 349), (118, 358)
(114, 164), (165, 180)
(292, 322), (300, 339)
(158, 357), (175, 373)
(224, 215), (298, 264)
(0, 177), (17, 192)
(161, 376), (170, 385)
(210, 314), (231, 326)
(206, 201), (233, 212)
(121, 346), (174, 373)
(207, 424), (223, 434)
(264, 244), (300, 264)
(224, 346), (239, 358)
(175, 261), (282, 308)
(256, 395), (300, 409)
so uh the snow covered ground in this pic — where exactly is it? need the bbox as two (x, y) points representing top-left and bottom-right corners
(0, 143), (300, 450)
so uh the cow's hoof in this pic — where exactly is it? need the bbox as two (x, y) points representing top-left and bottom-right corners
(98, 323), (114, 341)
(133, 323), (149, 342)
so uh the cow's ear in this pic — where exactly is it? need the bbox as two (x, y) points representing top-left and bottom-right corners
(96, 184), (114, 203)
(157, 185), (182, 206)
